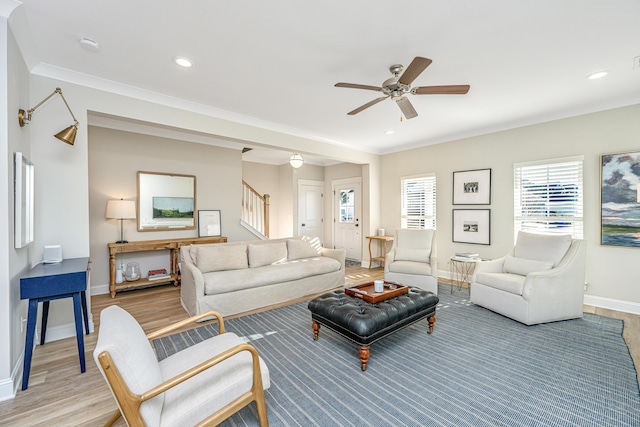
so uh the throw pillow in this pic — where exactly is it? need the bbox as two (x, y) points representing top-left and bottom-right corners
(395, 247), (430, 263)
(248, 242), (287, 268)
(287, 239), (321, 260)
(195, 244), (248, 273)
(503, 255), (553, 276)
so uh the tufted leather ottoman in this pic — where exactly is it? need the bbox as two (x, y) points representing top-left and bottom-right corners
(308, 288), (439, 370)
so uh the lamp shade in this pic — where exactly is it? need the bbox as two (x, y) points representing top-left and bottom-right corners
(55, 124), (78, 146)
(289, 153), (304, 168)
(106, 199), (136, 219)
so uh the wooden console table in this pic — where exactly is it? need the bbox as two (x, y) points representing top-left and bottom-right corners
(366, 235), (394, 269)
(108, 236), (227, 297)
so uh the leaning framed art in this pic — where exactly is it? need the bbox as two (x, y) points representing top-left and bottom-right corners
(198, 210), (221, 237)
(453, 168), (491, 205)
(601, 151), (640, 247)
(452, 209), (491, 245)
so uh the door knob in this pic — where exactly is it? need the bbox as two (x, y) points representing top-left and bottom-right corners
(301, 224), (306, 227)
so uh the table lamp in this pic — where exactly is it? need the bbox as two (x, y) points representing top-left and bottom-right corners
(105, 199), (136, 243)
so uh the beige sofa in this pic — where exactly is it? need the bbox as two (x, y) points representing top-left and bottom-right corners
(180, 237), (346, 317)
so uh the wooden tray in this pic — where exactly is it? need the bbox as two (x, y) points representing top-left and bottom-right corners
(344, 281), (408, 303)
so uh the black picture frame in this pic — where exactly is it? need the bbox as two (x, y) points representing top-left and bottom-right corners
(453, 168), (492, 205)
(452, 209), (491, 245)
(198, 210), (221, 237)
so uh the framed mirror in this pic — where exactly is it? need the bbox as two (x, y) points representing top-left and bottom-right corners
(14, 152), (35, 248)
(137, 171), (196, 231)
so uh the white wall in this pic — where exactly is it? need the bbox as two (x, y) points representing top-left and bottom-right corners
(381, 104), (640, 308)
(242, 161), (282, 238)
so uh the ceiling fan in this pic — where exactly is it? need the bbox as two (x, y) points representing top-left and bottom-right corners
(335, 56), (470, 120)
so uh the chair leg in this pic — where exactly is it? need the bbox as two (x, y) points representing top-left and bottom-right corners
(104, 409), (122, 427)
(255, 393), (269, 427)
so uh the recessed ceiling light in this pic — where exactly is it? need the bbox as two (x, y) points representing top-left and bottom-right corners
(384, 130), (395, 135)
(173, 57), (193, 68)
(587, 71), (608, 80)
(79, 38), (100, 52)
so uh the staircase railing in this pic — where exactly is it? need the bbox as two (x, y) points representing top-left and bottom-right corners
(242, 180), (270, 238)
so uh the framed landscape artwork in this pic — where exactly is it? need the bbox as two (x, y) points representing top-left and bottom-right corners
(453, 168), (491, 205)
(601, 151), (640, 247)
(452, 209), (491, 245)
(198, 210), (221, 237)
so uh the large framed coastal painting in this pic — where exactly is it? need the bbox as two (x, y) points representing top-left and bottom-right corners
(601, 151), (640, 247)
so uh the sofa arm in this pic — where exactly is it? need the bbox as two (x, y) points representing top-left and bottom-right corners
(321, 247), (346, 270)
(384, 247), (396, 274)
(471, 256), (505, 282)
(180, 258), (206, 317)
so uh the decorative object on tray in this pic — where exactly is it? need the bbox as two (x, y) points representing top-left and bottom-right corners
(601, 151), (640, 247)
(345, 281), (408, 303)
(452, 209), (491, 245)
(198, 210), (221, 237)
(453, 168), (491, 205)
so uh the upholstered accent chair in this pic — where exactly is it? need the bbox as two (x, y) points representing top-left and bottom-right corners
(94, 306), (269, 427)
(471, 231), (586, 325)
(384, 229), (438, 294)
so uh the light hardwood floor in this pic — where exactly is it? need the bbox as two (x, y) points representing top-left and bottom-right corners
(0, 266), (638, 426)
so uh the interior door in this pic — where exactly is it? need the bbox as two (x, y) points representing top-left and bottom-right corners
(298, 180), (324, 244)
(333, 179), (362, 261)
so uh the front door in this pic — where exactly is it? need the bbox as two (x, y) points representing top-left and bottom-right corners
(333, 178), (362, 261)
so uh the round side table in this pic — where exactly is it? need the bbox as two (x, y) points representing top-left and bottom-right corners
(450, 256), (480, 294)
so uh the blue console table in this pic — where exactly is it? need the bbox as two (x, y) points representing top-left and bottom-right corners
(20, 257), (90, 390)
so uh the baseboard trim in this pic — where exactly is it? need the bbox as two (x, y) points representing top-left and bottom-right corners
(583, 295), (640, 315)
(41, 319), (95, 343)
(0, 355), (23, 402)
(92, 283), (109, 295)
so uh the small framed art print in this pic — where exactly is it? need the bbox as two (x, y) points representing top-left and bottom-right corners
(453, 168), (491, 205)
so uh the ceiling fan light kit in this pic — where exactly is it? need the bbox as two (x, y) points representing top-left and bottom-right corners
(335, 56), (470, 120)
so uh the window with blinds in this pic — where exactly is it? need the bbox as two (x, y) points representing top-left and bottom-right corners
(401, 174), (436, 229)
(514, 157), (583, 238)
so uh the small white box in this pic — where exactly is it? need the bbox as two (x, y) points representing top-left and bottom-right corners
(43, 245), (63, 264)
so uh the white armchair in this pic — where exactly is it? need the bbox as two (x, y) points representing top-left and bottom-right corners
(470, 231), (586, 325)
(384, 229), (438, 294)
(94, 306), (269, 427)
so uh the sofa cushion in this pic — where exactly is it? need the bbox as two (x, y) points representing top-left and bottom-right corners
(204, 257), (341, 294)
(475, 272), (526, 295)
(513, 232), (571, 267)
(248, 242), (287, 268)
(196, 244), (248, 273)
(388, 260), (432, 276)
(503, 255), (553, 276)
(287, 239), (321, 260)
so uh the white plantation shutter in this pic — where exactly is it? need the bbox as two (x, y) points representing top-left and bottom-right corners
(401, 174), (436, 229)
(514, 156), (583, 239)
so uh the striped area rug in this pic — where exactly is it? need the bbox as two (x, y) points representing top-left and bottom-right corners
(153, 285), (640, 426)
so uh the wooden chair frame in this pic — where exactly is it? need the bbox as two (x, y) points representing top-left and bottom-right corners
(97, 310), (268, 427)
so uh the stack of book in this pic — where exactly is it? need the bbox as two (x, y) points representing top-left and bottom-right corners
(148, 268), (171, 281)
(455, 252), (480, 259)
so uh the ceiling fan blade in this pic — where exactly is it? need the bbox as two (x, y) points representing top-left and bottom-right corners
(347, 96), (389, 115)
(398, 57), (432, 86)
(413, 85), (471, 95)
(335, 83), (383, 92)
(396, 97), (418, 119)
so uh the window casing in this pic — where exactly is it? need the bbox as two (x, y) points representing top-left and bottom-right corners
(401, 174), (436, 229)
(514, 156), (583, 239)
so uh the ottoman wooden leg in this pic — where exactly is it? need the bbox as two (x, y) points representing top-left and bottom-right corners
(427, 314), (436, 334)
(312, 320), (320, 341)
(359, 345), (370, 371)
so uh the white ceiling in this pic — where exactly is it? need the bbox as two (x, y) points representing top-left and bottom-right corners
(16, 0), (640, 165)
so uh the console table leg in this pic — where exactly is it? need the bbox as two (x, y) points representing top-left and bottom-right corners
(359, 345), (370, 371)
(22, 299), (38, 390)
(427, 314), (436, 334)
(312, 320), (320, 341)
(72, 293), (86, 373)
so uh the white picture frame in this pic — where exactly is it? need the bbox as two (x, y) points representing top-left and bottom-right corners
(453, 168), (491, 205)
(14, 152), (35, 248)
(452, 209), (490, 245)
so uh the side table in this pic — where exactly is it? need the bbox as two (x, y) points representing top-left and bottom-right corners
(20, 257), (90, 390)
(365, 235), (394, 269)
(450, 256), (480, 294)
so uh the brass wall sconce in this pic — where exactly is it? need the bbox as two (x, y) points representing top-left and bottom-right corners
(18, 87), (79, 146)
